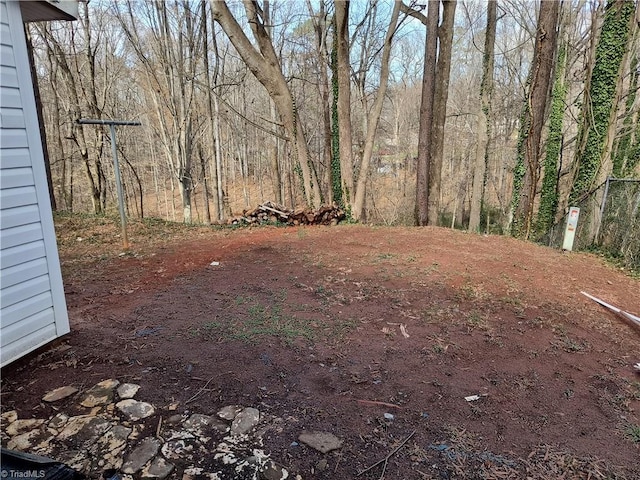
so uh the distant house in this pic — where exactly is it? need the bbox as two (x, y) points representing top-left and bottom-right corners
(1, 0), (78, 366)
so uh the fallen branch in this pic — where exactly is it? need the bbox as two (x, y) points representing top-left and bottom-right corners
(185, 377), (214, 404)
(356, 399), (402, 409)
(259, 204), (289, 218)
(357, 430), (416, 478)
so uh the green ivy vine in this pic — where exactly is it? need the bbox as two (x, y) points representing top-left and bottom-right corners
(330, 34), (343, 208)
(536, 42), (567, 236)
(569, 0), (635, 202)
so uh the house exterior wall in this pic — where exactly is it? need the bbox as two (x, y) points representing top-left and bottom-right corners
(1, 0), (70, 366)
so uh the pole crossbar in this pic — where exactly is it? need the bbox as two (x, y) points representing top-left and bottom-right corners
(77, 118), (141, 126)
(76, 118), (141, 250)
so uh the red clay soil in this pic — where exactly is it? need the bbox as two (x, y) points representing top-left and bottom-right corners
(2, 218), (640, 479)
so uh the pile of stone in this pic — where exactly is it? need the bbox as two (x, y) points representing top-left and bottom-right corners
(226, 202), (346, 226)
(1, 379), (302, 480)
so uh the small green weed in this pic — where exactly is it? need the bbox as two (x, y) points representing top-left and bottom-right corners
(624, 424), (640, 443)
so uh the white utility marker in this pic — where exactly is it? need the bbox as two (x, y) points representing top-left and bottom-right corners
(562, 207), (580, 251)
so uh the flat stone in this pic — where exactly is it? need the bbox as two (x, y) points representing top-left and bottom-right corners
(261, 459), (289, 480)
(7, 429), (46, 451)
(217, 405), (243, 421)
(80, 379), (120, 407)
(6, 418), (45, 436)
(298, 431), (343, 453)
(43, 385), (78, 402)
(184, 413), (228, 436)
(142, 457), (174, 479)
(117, 383), (141, 399)
(166, 414), (185, 425)
(116, 399), (155, 421)
(74, 417), (113, 446)
(57, 415), (94, 441)
(231, 408), (260, 436)
(92, 424), (132, 470)
(48, 413), (69, 431)
(1, 410), (18, 424)
(122, 437), (161, 474)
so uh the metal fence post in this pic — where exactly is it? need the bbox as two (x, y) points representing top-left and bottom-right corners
(595, 176), (611, 244)
(77, 119), (141, 251)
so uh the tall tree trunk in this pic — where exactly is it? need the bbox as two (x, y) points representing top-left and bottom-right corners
(536, 38), (568, 237)
(416, 0), (440, 226)
(468, 0), (497, 233)
(203, 0), (222, 220)
(569, 0), (636, 202)
(335, 0), (355, 208)
(427, 0), (457, 226)
(351, 1), (402, 221)
(511, 0), (560, 239)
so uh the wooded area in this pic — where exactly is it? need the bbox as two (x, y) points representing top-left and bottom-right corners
(29, 0), (639, 241)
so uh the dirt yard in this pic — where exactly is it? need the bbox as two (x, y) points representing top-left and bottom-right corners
(2, 215), (640, 479)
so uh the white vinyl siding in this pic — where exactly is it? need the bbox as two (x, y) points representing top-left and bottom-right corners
(0, 0), (70, 366)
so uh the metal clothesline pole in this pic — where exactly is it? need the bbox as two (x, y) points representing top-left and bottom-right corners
(77, 118), (141, 250)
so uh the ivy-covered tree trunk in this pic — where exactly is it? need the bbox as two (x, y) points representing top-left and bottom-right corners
(569, 0), (636, 202)
(612, 46), (639, 177)
(330, 25), (343, 208)
(511, 0), (560, 239)
(535, 41), (567, 237)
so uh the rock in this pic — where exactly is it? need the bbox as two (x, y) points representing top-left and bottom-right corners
(1, 410), (18, 424)
(184, 413), (228, 436)
(92, 424), (132, 470)
(217, 405), (243, 421)
(166, 414), (184, 425)
(7, 429), (47, 451)
(117, 383), (141, 399)
(48, 413), (69, 431)
(43, 385), (78, 402)
(231, 408), (260, 436)
(74, 417), (113, 447)
(122, 437), (161, 474)
(57, 415), (95, 441)
(298, 431), (343, 453)
(261, 459), (289, 480)
(6, 418), (45, 436)
(80, 379), (120, 408)
(316, 459), (328, 471)
(116, 399), (155, 421)
(141, 457), (174, 479)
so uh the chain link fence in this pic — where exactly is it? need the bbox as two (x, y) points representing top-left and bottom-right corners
(546, 178), (640, 270)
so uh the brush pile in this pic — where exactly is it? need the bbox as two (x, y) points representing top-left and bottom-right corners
(227, 201), (346, 226)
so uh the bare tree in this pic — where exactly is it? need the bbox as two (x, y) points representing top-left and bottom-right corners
(469, 0), (497, 233)
(211, 0), (322, 209)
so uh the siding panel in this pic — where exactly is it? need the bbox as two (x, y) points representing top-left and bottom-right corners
(0, 291), (53, 329)
(0, 222), (44, 249)
(0, 0), (71, 366)
(0, 128), (28, 149)
(0, 185), (37, 209)
(0, 86), (21, 108)
(0, 65), (18, 88)
(0, 240), (46, 269)
(0, 106), (26, 128)
(0, 167), (34, 189)
(1, 322), (56, 366)
(1, 257), (48, 289)
(0, 147), (31, 168)
(0, 274), (50, 309)
(0, 205), (41, 229)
